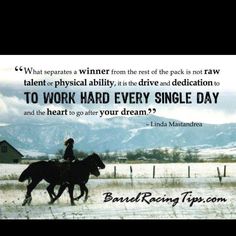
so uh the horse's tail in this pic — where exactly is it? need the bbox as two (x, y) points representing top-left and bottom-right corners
(18, 166), (32, 182)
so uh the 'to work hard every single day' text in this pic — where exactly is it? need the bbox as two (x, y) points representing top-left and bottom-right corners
(24, 91), (219, 104)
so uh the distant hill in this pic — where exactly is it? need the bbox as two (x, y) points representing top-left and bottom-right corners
(1, 115), (236, 156)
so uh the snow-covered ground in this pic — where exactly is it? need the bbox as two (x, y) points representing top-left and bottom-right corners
(102, 163), (236, 178)
(0, 163), (236, 219)
(1, 178), (236, 219)
(0, 164), (28, 178)
(1, 163), (236, 179)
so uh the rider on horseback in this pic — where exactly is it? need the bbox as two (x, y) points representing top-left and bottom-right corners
(63, 138), (75, 162)
(61, 138), (75, 184)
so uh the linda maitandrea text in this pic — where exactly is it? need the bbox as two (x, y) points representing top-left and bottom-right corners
(102, 191), (227, 207)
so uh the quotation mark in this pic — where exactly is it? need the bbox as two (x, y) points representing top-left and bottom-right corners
(148, 108), (157, 114)
(15, 66), (23, 71)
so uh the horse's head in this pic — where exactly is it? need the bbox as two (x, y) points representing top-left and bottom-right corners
(90, 153), (105, 169)
(86, 153), (105, 177)
(89, 162), (100, 177)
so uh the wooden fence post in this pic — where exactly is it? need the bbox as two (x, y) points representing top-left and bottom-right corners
(130, 166), (133, 186)
(217, 167), (222, 183)
(114, 166), (116, 179)
(223, 165), (226, 177)
(153, 165), (155, 178)
(188, 166), (190, 178)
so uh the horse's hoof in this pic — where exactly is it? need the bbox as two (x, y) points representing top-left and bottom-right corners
(71, 202), (76, 206)
(22, 196), (31, 206)
(48, 201), (54, 205)
(84, 196), (89, 203)
(27, 197), (32, 205)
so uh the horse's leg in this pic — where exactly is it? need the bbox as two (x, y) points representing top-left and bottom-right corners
(68, 184), (75, 206)
(74, 184), (85, 201)
(49, 184), (67, 205)
(22, 178), (41, 206)
(51, 188), (57, 198)
(47, 184), (56, 203)
(83, 185), (89, 202)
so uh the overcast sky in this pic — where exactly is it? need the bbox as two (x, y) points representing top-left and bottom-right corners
(0, 55), (236, 125)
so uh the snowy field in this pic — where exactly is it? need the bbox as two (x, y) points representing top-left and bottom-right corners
(1, 163), (236, 179)
(0, 163), (236, 219)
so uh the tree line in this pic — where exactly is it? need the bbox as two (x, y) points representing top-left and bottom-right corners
(23, 147), (236, 163)
(55, 147), (201, 163)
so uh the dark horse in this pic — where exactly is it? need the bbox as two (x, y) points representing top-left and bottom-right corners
(18, 153), (105, 206)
